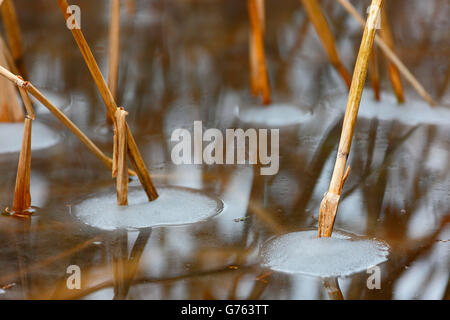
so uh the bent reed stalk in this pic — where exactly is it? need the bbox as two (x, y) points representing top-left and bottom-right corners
(57, 0), (158, 201)
(0, 65), (136, 177)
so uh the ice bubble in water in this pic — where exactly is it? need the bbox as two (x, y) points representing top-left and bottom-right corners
(261, 230), (389, 278)
(72, 186), (223, 231)
(0, 122), (59, 154)
(238, 104), (312, 127)
(330, 89), (450, 126)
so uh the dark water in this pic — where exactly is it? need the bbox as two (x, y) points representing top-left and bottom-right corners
(0, 0), (449, 299)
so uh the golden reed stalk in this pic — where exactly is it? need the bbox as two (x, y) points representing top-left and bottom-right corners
(318, 0), (384, 238)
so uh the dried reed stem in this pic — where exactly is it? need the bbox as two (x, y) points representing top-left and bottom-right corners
(0, 35), (34, 119)
(380, 5), (404, 103)
(318, 0), (383, 238)
(11, 117), (32, 215)
(107, 0), (121, 123)
(0, 0), (25, 76)
(300, 0), (352, 89)
(336, 0), (436, 106)
(248, 0), (271, 105)
(0, 64), (136, 176)
(0, 44), (22, 122)
(57, 0), (158, 201)
(369, 47), (380, 100)
(115, 108), (128, 206)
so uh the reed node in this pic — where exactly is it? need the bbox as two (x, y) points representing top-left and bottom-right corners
(300, 0), (352, 89)
(57, 0), (158, 201)
(318, 0), (383, 238)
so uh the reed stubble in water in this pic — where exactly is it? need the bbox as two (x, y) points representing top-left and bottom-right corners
(114, 108), (129, 206)
(336, 0), (435, 106)
(318, 0), (384, 238)
(10, 117), (32, 215)
(300, 0), (352, 89)
(248, 0), (271, 105)
(57, 0), (158, 201)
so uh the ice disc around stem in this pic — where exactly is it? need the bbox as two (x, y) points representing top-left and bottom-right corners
(72, 186), (224, 231)
(261, 230), (389, 278)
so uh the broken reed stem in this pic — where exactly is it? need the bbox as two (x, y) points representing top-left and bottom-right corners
(0, 35), (34, 119)
(0, 0), (25, 76)
(0, 64), (136, 176)
(369, 47), (381, 100)
(115, 108), (128, 206)
(318, 0), (383, 238)
(380, 5), (404, 103)
(0, 43), (22, 122)
(57, 0), (158, 201)
(107, 0), (121, 124)
(247, 0), (271, 105)
(11, 117), (32, 215)
(336, 0), (436, 106)
(300, 0), (352, 89)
